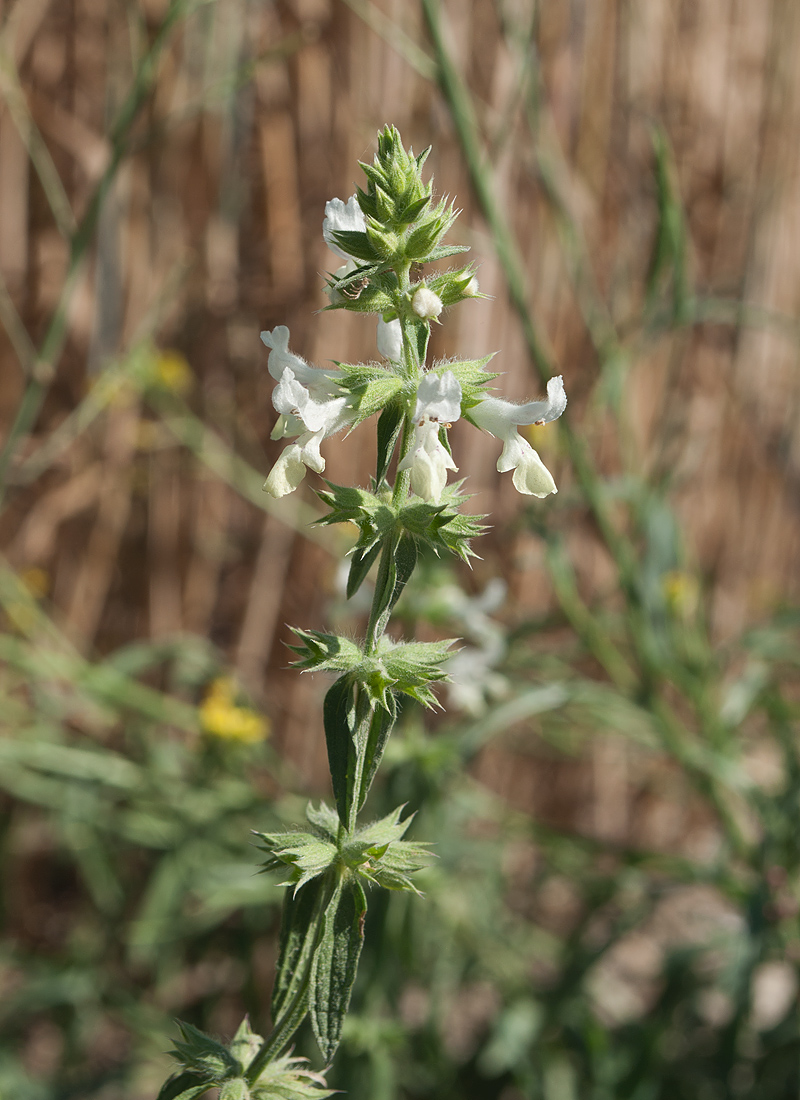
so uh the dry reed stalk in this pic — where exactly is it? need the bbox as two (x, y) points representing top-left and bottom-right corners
(0, 0), (799, 819)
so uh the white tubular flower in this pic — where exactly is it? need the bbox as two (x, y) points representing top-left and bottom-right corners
(264, 430), (325, 499)
(412, 287), (443, 321)
(261, 325), (350, 440)
(412, 371), (462, 424)
(471, 375), (567, 498)
(260, 326), (340, 392)
(272, 366), (351, 438)
(398, 371), (462, 505)
(261, 327), (353, 498)
(377, 317), (403, 362)
(398, 420), (457, 505)
(323, 195), (366, 259)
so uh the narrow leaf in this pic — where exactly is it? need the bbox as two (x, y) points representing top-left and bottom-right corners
(157, 1073), (212, 1100)
(357, 694), (397, 812)
(331, 230), (380, 262)
(271, 878), (325, 1022)
(347, 541), (382, 599)
(375, 401), (404, 483)
(374, 534), (417, 640)
(323, 677), (356, 825)
(310, 878), (367, 1063)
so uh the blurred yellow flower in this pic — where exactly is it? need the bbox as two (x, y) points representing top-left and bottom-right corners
(199, 678), (269, 744)
(19, 566), (50, 599)
(153, 350), (193, 394)
(662, 570), (700, 617)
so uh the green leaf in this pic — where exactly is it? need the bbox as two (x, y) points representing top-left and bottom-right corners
(403, 199), (458, 260)
(358, 160), (390, 194)
(348, 807), (434, 894)
(366, 223), (400, 259)
(377, 637), (458, 709)
(383, 534), (417, 634)
(331, 230), (381, 262)
(315, 483), (397, 562)
(404, 220), (445, 261)
(347, 542), (382, 599)
(255, 829), (337, 891)
(270, 878), (326, 1022)
(355, 185), (377, 219)
(396, 192), (431, 224)
(376, 401), (404, 482)
(399, 487), (488, 563)
(157, 1072), (214, 1100)
(368, 534), (419, 648)
(335, 365), (405, 428)
(309, 877), (367, 1063)
(350, 804), (410, 853)
(323, 677), (357, 825)
(357, 693), (397, 811)
(425, 244), (470, 261)
(249, 1053), (335, 1099)
(440, 354), (498, 395)
(333, 283), (396, 314)
(305, 800), (340, 841)
(427, 265), (481, 306)
(365, 839), (435, 893)
(288, 630), (363, 674)
(170, 1022), (240, 1081)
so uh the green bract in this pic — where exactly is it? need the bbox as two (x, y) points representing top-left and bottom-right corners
(317, 479), (488, 583)
(159, 1019), (334, 1100)
(256, 802), (433, 898)
(289, 629), (457, 710)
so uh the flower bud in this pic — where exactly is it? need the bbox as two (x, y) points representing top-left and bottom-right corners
(412, 287), (443, 321)
(377, 317), (403, 362)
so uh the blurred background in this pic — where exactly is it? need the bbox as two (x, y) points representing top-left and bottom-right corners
(1, 0), (800, 1097)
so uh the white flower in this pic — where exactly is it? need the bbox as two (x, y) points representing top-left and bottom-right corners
(411, 371), (462, 424)
(446, 643), (508, 715)
(272, 366), (351, 438)
(398, 371), (462, 504)
(412, 287), (443, 321)
(263, 430), (325, 498)
(377, 317), (403, 362)
(260, 325), (340, 393)
(471, 375), (567, 498)
(260, 326), (353, 498)
(323, 195), (366, 260)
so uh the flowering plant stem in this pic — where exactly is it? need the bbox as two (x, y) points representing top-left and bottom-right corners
(157, 126), (566, 1100)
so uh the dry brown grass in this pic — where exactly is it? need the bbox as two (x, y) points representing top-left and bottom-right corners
(1, 0), (798, 804)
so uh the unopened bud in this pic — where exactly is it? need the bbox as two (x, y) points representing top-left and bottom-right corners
(412, 287), (443, 321)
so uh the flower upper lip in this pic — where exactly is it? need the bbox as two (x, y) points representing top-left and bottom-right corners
(323, 195), (366, 260)
(469, 375), (567, 499)
(470, 375), (567, 434)
(412, 370), (462, 425)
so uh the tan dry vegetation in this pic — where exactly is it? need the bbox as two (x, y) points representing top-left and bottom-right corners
(1, 0), (798, 823)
